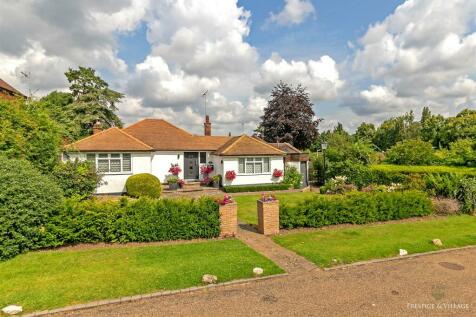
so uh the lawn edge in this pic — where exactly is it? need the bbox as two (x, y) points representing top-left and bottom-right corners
(323, 245), (476, 271)
(22, 273), (288, 317)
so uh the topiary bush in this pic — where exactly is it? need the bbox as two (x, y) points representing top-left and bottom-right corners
(280, 190), (433, 229)
(52, 159), (102, 199)
(126, 173), (162, 198)
(223, 183), (290, 193)
(0, 156), (63, 260)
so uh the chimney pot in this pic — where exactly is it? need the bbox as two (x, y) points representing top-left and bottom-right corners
(204, 115), (211, 136)
(92, 120), (102, 135)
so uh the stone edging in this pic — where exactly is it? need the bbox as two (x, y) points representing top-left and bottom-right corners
(323, 245), (476, 271)
(22, 273), (288, 317)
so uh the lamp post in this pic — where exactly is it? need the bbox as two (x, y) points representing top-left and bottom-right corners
(321, 142), (328, 184)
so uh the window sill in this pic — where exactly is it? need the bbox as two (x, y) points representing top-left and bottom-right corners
(100, 172), (133, 176)
(236, 173), (272, 176)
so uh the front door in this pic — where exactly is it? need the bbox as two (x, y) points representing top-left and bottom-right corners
(184, 152), (199, 179)
(300, 161), (308, 187)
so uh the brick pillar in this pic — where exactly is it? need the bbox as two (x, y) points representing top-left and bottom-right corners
(257, 200), (280, 235)
(204, 115), (212, 136)
(219, 202), (237, 237)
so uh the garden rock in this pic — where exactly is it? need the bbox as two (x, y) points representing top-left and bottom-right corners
(399, 249), (408, 256)
(2, 305), (23, 315)
(253, 267), (264, 276)
(432, 239), (443, 246)
(202, 274), (218, 284)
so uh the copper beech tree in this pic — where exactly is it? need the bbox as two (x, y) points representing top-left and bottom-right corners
(256, 81), (320, 149)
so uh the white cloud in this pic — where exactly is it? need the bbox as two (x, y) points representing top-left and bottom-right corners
(256, 53), (344, 101)
(351, 0), (476, 117)
(268, 0), (315, 26)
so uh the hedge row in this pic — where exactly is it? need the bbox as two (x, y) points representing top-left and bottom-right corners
(280, 191), (433, 229)
(370, 164), (476, 176)
(1, 195), (220, 261)
(223, 183), (291, 193)
(48, 197), (220, 245)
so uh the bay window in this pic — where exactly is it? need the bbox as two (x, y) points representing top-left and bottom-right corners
(238, 157), (270, 174)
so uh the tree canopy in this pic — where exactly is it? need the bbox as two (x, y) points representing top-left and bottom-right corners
(256, 82), (319, 149)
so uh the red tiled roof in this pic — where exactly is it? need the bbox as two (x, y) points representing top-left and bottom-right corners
(123, 119), (231, 151)
(214, 135), (286, 156)
(269, 142), (302, 154)
(65, 127), (153, 152)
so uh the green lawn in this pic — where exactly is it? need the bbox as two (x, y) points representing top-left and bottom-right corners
(0, 239), (283, 313)
(235, 191), (319, 224)
(274, 215), (476, 268)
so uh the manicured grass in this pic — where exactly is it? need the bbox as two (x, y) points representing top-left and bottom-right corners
(0, 239), (283, 313)
(370, 164), (476, 175)
(274, 215), (476, 268)
(235, 191), (319, 224)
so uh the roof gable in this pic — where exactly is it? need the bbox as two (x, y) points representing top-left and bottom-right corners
(65, 127), (153, 152)
(214, 135), (286, 156)
(269, 142), (301, 154)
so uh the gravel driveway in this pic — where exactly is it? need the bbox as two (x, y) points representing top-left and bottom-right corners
(53, 247), (476, 317)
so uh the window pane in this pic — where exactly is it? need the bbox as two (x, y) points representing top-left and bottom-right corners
(263, 158), (270, 172)
(246, 163), (254, 174)
(255, 162), (262, 173)
(122, 154), (131, 172)
(238, 158), (245, 173)
(98, 159), (109, 172)
(98, 154), (108, 159)
(200, 152), (206, 164)
(111, 153), (120, 158)
(110, 159), (121, 172)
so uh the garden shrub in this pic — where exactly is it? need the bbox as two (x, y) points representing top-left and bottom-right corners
(126, 173), (162, 198)
(431, 197), (460, 215)
(280, 190), (433, 229)
(48, 197), (220, 244)
(283, 165), (302, 189)
(0, 156), (63, 261)
(457, 178), (476, 214)
(424, 173), (462, 198)
(223, 183), (290, 193)
(385, 139), (437, 165)
(52, 159), (102, 199)
(319, 176), (356, 194)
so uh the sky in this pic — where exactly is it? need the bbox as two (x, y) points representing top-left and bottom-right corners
(1, 0), (476, 135)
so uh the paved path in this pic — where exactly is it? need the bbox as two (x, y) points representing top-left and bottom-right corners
(53, 247), (476, 317)
(236, 223), (317, 274)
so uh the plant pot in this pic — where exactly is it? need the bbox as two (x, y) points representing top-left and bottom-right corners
(168, 183), (179, 190)
(213, 181), (220, 188)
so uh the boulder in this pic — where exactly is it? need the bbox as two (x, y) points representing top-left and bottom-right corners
(253, 267), (264, 276)
(399, 249), (408, 256)
(2, 305), (23, 315)
(202, 274), (218, 284)
(432, 239), (443, 246)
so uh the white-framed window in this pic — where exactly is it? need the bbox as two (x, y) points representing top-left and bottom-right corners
(238, 157), (270, 174)
(86, 153), (132, 174)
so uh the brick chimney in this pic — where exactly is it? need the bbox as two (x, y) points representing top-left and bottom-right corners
(92, 120), (102, 135)
(204, 115), (211, 136)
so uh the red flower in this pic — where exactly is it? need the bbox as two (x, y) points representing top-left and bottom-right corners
(178, 179), (185, 188)
(200, 165), (213, 175)
(200, 176), (212, 185)
(169, 164), (182, 176)
(272, 169), (283, 178)
(225, 170), (236, 181)
(218, 194), (234, 205)
(261, 192), (277, 202)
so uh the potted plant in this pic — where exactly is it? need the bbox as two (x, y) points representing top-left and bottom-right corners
(167, 175), (179, 190)
(212, 174), (221, 188)
(169, 164), (182, 176)
(272, 169), (283, 178)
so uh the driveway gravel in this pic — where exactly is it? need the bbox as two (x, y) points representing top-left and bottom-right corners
(52, 247), (476, 317)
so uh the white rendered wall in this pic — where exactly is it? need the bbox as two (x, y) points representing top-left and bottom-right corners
(151, 151), (184, 183)
(221, 156), (284, 186)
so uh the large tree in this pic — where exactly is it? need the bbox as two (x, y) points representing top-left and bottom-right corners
(65, 67), (124, 137)
(372, 111), (421, 150)
(256, 82), (319, 149)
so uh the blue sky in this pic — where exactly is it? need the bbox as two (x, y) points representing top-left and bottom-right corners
(1, 0), (475, 134)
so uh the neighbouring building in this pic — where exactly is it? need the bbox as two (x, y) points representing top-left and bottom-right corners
(64, 117), (309, 194)
(0, 78), (25, 100)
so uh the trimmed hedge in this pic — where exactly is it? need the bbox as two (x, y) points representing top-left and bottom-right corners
(280, 191), (433, 229)
(48, 197), (220, 244)
(370, 164), (476, 176)
(126, 173), (162, 198)
(223, 183), (290, 193)
(0, 156), (63, 261)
